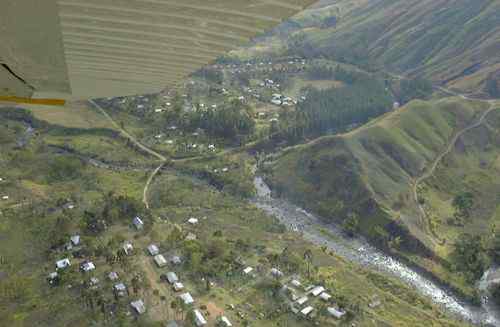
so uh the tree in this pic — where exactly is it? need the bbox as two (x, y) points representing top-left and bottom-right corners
(342, 213), (359, 237)
(398, 77), (433, 104)
(303, 249), (313, 279)
(451, 233), (490, 282)
(452, 192), (474, 220)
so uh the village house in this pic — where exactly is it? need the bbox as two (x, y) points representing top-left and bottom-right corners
(147, 244), (159, 256)
(56, 258), (71, 270)
(123, 242), (134, 255)
(130, 299), (146, 315)
(320, 292), (332, 301)
(173, 282), (184, 292)
(114, 283), (127, 297)
(291, 279), (302, 288)
(187, 217), (199, 225)
(70, 235), (80, 246)
(108, 271), (119, 281)
(300, 306), (314, 317)
(81, 261), (96, 272)
(170, 256), (182, 265)
(47, 272), (59, 285)
(327, 307), (346, 319)
(296, 296), (308, 306)
(270, 268), (283, 278)
(154, 254), (167, 268)
(133, 216), (144, 230)
(89, 277), (99, 287)
(243, 266), (253, 275)
(193, 309), (207, 326)
(180, 292), (194, 305)
(218, 316), (232, 326)
(185, 232), (197, 241)
(165, 272), (179, 284)
(310, 286), (325, 297)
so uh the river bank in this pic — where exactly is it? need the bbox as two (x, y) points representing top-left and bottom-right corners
(252, 176), (500, 326)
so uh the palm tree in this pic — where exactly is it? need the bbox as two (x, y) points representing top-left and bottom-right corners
(303, 249), (313, 278)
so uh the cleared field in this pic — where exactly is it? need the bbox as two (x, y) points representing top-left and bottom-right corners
(287, 76), (344, 97)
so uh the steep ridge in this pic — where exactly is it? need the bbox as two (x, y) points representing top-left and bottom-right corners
(258, 0), (500, 96)
(266, 98), (490, 252)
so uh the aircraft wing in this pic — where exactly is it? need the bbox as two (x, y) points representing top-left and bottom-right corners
(0, 0), (316, 102)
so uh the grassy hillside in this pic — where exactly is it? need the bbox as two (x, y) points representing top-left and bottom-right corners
(267, 98), (486, 241)
(239, 0), (500, 96)
(0, 105), (468, 327)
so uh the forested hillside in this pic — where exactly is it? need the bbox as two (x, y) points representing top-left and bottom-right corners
(244, 0), (500, 96)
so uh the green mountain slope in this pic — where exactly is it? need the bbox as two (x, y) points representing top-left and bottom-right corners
(246, 0), (500, 96)
(265, 98), (497, 272)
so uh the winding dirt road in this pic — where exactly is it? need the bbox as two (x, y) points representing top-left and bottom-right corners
(413, 98), (498, 238)
(89, 100), (167, 208)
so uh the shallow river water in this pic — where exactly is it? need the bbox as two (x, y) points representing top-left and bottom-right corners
(252, 176), (500, 326)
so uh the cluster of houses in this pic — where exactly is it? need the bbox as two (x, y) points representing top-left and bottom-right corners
(147, 239), (233, 326)
(240, 263), (346, 322)
(210, 57), (307, 76)
(270, 93), (297, 107)
(285, 279), (346, 320)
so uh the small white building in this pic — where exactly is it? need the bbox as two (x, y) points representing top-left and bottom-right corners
(296, 296), (308, 305)
(70, 235), (80, 246)
(185, 232), (197, 241)
(147, 244), (159, 256)
(81, 261), (96, 272)
(180, 292), (194, 305)
(170, 256), (182, 265)
(166, 272), (179, 284)
(187, 217), (199, 225)
(327, 307), (346, 319)
(243, 267), (253, 275)
(56, 258), (71, 270)
(320, 292), (332, 301)
(173, 282), (184, 291)
(154, 254), (167, 268)
(290, 279), (301, 288)
(301, 306), (314, 316)
(219, 316), (232, 327)
(193, 309), (207, 326)
(108, 271), (119, 281)
(123, 242), (134, 255)
(114, 283), (127, 296)
(131, 299), (146, 315)
(133, 216), (144, 230)
(270, 268), (283, 278)
(310, 286), (325, 297)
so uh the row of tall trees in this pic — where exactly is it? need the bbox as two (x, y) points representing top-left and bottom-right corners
(182, 99), (255, 140)
(275, 78), (393, 142)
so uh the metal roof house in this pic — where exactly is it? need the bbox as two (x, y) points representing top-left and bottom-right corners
(180, 292), (194, 305)
(166, 272), (179, 284)
(81, 261), (96, 272)
(114, 283), (127, 297)
(56, 258), (71, 270)
(70, 235), (80, 246)
(147, 244), (159, 256)
(131, 299), (146, 315)
(133, 216), (144, 230)
(327, 307), (346, 319)
(193, 309), (207, 326)
(154, 254), (167, 268)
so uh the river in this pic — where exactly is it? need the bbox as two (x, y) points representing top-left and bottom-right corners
(252, 176), (500, 326)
